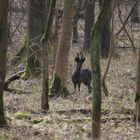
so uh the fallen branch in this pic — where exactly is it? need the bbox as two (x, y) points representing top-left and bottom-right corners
(4, 70), (25, 92)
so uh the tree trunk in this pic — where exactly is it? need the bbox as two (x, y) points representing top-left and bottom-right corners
(41, 0), (57, 111)
(72, 0), (83, 44)
(25, 0), (50, 77)
(90, 0), (111, 138)
(0, 0), (8, 125)
(134, 41), (140, 121)
(84, 0), (95, 52)
(100, 0), (111, 58)
(52, 9), (62, 70)
(131, 5), (139, 24)
(51, 0), (74, 96)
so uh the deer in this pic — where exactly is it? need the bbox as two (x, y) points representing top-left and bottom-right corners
(71, 53), (92, 93)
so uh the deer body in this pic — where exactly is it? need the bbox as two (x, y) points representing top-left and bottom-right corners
(71, 53), (92, 93)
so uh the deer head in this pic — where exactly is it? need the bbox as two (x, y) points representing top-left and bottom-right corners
(75, 53), (85, 70)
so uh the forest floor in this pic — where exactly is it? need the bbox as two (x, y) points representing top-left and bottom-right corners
(1, 4), (140, 139)
(1, 46), (140, 140)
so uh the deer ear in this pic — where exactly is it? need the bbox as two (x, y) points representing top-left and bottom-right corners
(82, 58), (85, 62)
(76, 52), (79, 58)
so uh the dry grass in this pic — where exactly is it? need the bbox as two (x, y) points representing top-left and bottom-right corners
(1, 1), (140, 139)
(1, 47), (140, 140)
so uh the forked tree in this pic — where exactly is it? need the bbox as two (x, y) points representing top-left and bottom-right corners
(90, 0), (111, 138)
(0, 0), (9, 125)
(50, 0), (74, 96)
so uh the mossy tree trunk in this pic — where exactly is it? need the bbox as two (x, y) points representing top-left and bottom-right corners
(0, 0), (8, 125)
(84, 0), (95, 52)
(25, 0), (51, 78)
(50, 0), (74, 96)
(99, 0), (111, 58)
(134, 40), (140, 121)
(41, 0), (57, 111)
(90, 0), (111, 138)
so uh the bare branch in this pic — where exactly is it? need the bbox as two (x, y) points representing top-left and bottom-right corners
(117, 4), (136, 52)
(113, 1), (138, 40)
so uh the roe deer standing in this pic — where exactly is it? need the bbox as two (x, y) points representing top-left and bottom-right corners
(71, 53), (92, 93)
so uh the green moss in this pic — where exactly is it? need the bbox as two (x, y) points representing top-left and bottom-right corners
(58, 87), (70, 97)
(14, 111), (29, 119)
(0, 132), (10, 139)
(31, 119), (44, 124)
(50, 74), (70, 97)
(21, 67), (31, 80)
(50, 74), (61, 96)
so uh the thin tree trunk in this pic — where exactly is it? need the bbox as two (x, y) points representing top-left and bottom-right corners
(134, 41), (140, 122)
(90, 0), (111, 138)
(41, 0), (57, 111)
(0, 0), (8, 125)
(72, 0), (83, 44)
(131, 5), (139, 24)
(84, 0), (95, 52)
(100, 0), (111, 58)
(50, 0), (74, 96)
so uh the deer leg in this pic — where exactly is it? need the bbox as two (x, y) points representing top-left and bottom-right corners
(74, 83), (76, 91)
(88, 85), (92, 93)
(78, 82), (81, 91)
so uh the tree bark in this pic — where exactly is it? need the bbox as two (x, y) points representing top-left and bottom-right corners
(131, 5), (139, 24)
(90, 0), (111, 138)
(100, 0), (111, 58)
(72, 0), (83, 44)
(84, 0), (95, 52)
(134, 41), (140, 121)
(0, 0), (8, 125)
(25, 0), (50, 77)
(50, 0), (74, 96)
(41, 0), (57, 111)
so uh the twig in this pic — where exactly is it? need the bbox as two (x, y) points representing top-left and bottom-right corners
(117, 4), (136, 52)
(113, 1), (138, 40)
(10, 1), (24, 38)
(102, 0), (138, 97)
